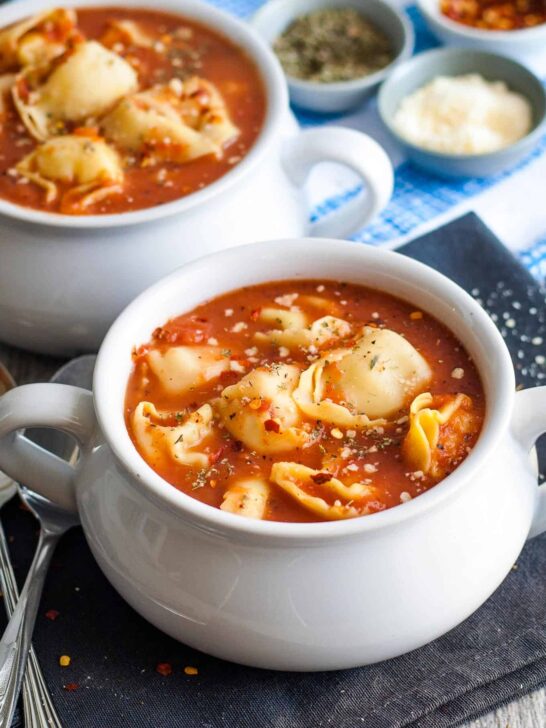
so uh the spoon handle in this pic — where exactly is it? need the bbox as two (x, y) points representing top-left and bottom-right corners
(0, 522), (62, 728)
(0, 530), (59, 728)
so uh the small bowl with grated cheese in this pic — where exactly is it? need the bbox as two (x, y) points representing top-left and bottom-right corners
(378, 47), (546, 178)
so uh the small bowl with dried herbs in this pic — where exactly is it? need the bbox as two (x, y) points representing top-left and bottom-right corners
(252, 0), (414, 113)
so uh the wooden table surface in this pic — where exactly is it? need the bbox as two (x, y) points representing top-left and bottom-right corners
(464, 688), (545, 728)
(1, 343), (544, 728)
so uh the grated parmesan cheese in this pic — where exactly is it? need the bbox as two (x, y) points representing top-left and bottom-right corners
(392, 74), (532, 155)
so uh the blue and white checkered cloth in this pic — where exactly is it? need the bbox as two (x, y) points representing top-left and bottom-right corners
(210, 0), (546, 282)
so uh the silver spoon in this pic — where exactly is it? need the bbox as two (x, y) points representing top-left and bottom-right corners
(0, 355), (95, 728)
(0, 361), (64, 728)
(0, 496), (78, 727)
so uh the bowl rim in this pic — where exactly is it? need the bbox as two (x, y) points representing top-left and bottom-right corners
(251, 0), (415, 94)
(416, 0), (546, 41)
(0, 0), (288, 229)
(377, 46), (546, 162)
(93, 237), (515, 544)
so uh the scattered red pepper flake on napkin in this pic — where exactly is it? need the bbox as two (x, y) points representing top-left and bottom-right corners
(63, 683), (79, 692)
(156, 662), (173, 676)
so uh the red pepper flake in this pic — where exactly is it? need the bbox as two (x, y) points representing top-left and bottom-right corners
(16, 77), (30, 102)
(231, 440), (244, 452)
(156, 662), (173, 676)
(264, 419), (280, 433)
(73, 126), (101, 139)
(219, 370), (239, 386)
(250, 308), (261, 321)
(209, 447), (225, 465)
(233, 357), (250, 368)
(311, 472), (332, 485)
(152, 320), (208, 345)
(63, 683), (79, 692)
(45, 609), (60, 621)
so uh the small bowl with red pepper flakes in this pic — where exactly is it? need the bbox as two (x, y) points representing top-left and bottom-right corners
(417, 0), (546, 59)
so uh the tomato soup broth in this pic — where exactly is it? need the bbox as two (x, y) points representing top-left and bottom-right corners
(0, 6), (266, 214)
(125, 281), (485, 524)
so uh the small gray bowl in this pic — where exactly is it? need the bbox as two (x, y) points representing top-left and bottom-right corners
(378, 47), (546, 178)
(251, 0), (414, 114)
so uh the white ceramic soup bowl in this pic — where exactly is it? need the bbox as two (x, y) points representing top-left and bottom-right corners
(0, 0), (393, 357)
(0, 239), (544, 672)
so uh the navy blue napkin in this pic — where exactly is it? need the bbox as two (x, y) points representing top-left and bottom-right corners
(1, 212), (545, 728)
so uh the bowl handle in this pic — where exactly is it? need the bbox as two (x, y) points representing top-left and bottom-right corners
(512, 386), (546, 538)
(0, 384), (95, 513)
(282, 127), (394, 238)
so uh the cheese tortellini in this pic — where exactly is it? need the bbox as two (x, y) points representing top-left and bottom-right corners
(0, 8), (78, 72)
(220, 478), (270, 519)
(293, 326), (432, 427)
(132, 402), (214, 469)
(216, 364), (308, 454)
(16, 133), (123, 209)
(147, 346), (230, 395)
(13, 40), (138, 141)
(101, 77), (239, 164)
(255, 307), (351, 350)
(270, 463), (378, 520)
(402, 392), (473, 477)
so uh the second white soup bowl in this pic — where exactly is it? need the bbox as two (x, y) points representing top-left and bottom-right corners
(0, 239), (544, 671)
(0, 0), (393, 356)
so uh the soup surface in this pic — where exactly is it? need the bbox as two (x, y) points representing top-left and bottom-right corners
(125, 280), (485, 523)
(0, 6), (265, 214)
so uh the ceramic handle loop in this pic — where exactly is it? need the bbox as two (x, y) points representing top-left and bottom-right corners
(0, 383), (95, 513)
(513, 386), (546, 538)
(283, 127), (394, 239)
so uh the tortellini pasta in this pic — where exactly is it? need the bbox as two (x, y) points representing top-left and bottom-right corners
(216, 364), (308, 454)
(255, 307), (351, 351)
(270, 463), (378, 520)
(132, 401), (214, 469)
(147, 346), (230, 395)
(101, 77), (239, 164)
(16, 133), (123, 210)
(259, 307), (307, 332)
(220, 478), (270, 519)
(13, 40), (138, 141)
(402, 392), (473, 477)
(0, 8), (79, 72)
(293, 326), (431, 427)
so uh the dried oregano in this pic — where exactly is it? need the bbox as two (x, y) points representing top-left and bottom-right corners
(273, 8), (393, 83)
